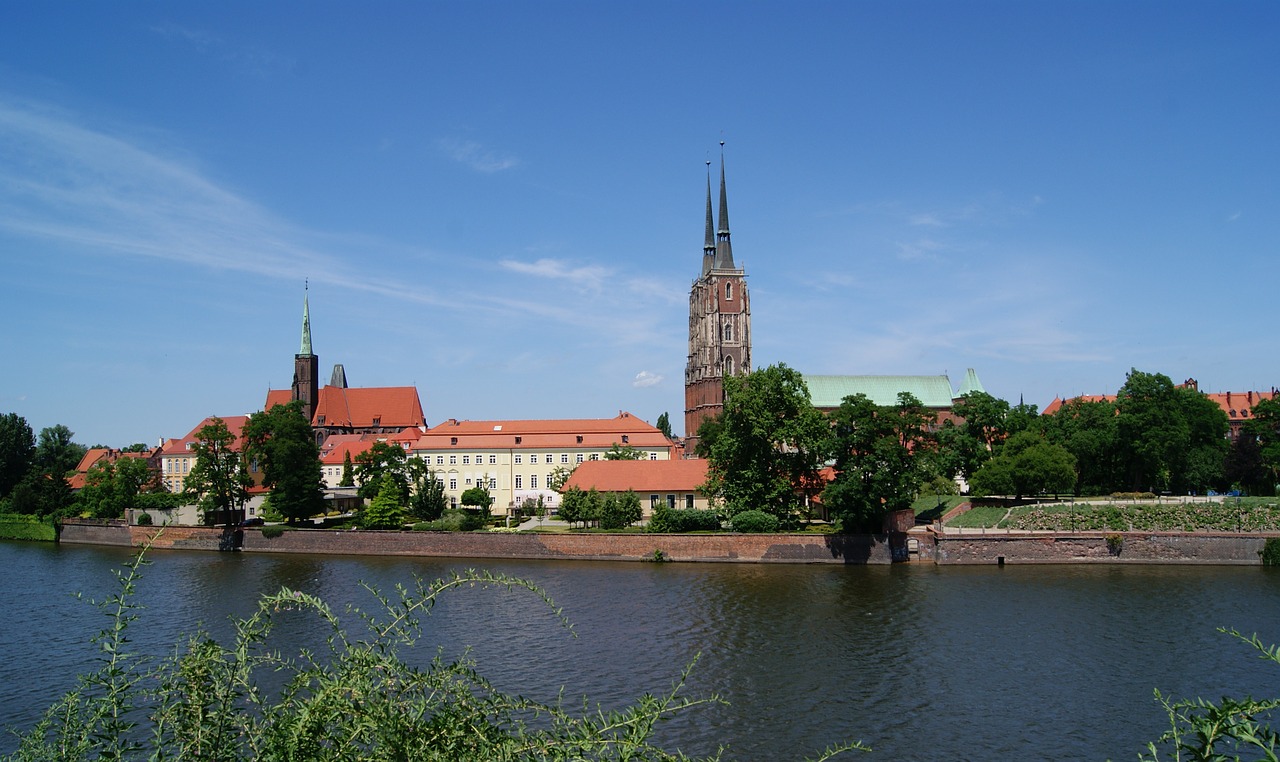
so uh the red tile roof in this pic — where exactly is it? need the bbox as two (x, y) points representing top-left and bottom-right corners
(160, 415), (252, 456)
(412, 412), (671, 452)
(563, 459), (708, 494)
(266, 386), (425, 430)
(1043, 390), (1277, 422)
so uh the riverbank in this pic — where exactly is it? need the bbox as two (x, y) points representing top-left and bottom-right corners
(55, 519), (1278, 564)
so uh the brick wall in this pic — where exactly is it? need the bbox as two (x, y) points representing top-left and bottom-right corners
(934, 532), (1270, 565)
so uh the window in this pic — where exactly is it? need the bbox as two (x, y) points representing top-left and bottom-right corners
(667, 495), (676, 508)
(316, 415), (325, 425)
(436, 455), (445, 465)
(530, 475), (539, 489)
(465, 477), (472, 485)
(449, 479), (457, 490)
(372, 417), (381, 427)
(462, 456), (470, 465)
(515, 436), (522, 444)
(561, 453), (569, 463)
(489, 478), (497, 489)
(724, 356), (734, 376)
(725, 282), (733, 300)
(515, 475), (523, 489)
(650, 494), (660, 507)
(489, 455), (497, 465)
(450, 437), (457, 445)
(722, 321), (733, 341)
(622, 435), (629, 444)
(576, 435), (583, 443)
(576, 453), (584, 463)
(449, 455), (457, 465)
(590, 454), (599, 461)
(515, 454), (522, 464)
(650, 452), (658, 460)
(685, 495), (694, 509)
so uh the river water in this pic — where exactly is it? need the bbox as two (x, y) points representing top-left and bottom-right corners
(2, 540), (1278, 760)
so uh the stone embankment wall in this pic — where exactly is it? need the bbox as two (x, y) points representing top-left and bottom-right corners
(57, 520), (1274, 565)
(59, 520), (895, 563)
(932, 532), (1270, 565)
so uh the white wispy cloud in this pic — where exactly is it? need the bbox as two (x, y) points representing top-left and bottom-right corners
(632, 371), (663, 388)
(500, 257), (609, 292)
(437, 138), (519, 173)
(1228, 211), (1242, 222)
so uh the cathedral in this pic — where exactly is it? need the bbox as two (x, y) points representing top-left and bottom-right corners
(684, 149), (751, 448)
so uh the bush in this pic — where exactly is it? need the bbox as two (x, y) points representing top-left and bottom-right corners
(1262, 537), (1280, 566)
(413, 509), (485, 532)
(647, 505), (722, 533)
(0, 513), (56, 542)
(135, 512), (153, 526)
(730, 510), (780, 533)
(260, 524), (285, 539)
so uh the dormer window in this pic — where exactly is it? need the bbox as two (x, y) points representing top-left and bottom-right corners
(450, 437), (458, 445)
(316, 415), (325, 425)
(576, 435), (583, 443)
(515, 436), (522, 444)
(372, 416), (381, 427)
(622, 435), (629, 444)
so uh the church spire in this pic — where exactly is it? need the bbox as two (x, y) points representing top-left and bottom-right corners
(299, 282), (314, 357)
(703, 162), (715, 275)
(714, 143), (735, 269)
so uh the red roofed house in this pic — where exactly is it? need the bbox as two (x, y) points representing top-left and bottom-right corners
(563, 458), (710, 518)
(410, 413), (675, 515)
(264, 289), (426, 445)
(68, 446), (161, 492)
(1043, 379), (1278, 441)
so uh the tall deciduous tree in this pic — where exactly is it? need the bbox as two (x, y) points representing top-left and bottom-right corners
(183, 417), (251, 526)
(77, 457), (154, 519)
(822, 392), (937, 533)
(243, 402), (325, 524)
(702, 363), (830, 523)
(355, 442), (409, 500)
(1116, 370), (1227, 493)
(1244, 397), (1280, 494)
(656, 412), (673, 440)
(0, 413), (36, 499)
(1040, 397), (1120, 496)
(969, 431), (1077, 499)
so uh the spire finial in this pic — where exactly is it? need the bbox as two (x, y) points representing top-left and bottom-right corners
(300, 284), (313, 356)
(714, 143), (734, 269)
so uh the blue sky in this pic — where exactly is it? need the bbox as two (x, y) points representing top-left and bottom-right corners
(1, 1), (1277, 446)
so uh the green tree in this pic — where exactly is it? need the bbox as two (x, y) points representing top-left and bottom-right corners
(1224, 430), (1268, 495)
(822, 392), (937, 533)
(1245, 396), (1280, 493)
(76, 457), (154, 520)
(702, 363), (830, 523)
(339, 450), (355, 487)
(359, 472), (406, 529)
(407, 457), (447, 522)
(0, 413), (36, 499)
(1040, 397), (1120, 496)
(604, 443), (645, 460)
(656, 412), (673, 439)
(460, 484), (494, 517)
(599, 490), (642, 529)
(33, 424), (87, 482)
(969, 431), (1077, 499)
(547, 464), (575, 491)
(355, 441), (409, 500)
(243, 401), (326, 524)
(183, 417), (252, 526)
(1115, 370), (1228, 493)
(558, 486), (588, 528)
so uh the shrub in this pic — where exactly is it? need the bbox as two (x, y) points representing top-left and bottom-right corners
(730, 510), (780, 533)
(413, 509), (485, 532)
(647, 505), (722, 533)
(1105, 533), (1124, 555)
(260, 524), (285, 539)
(1261, 537), (1280, 566)
(135, 512), (153, 526)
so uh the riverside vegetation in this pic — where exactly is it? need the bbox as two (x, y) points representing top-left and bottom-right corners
(4, 547), (866, 762)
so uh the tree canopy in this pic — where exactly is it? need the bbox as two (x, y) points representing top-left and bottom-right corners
(243, 401), (326, 524)
(702, 363), (830, 523)
(183, 417), (251, 525)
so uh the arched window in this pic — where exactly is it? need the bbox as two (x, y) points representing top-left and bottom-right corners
(723, 356), (734, 376)
(722, 321), (733, 341)
(725, 282), (733, 300)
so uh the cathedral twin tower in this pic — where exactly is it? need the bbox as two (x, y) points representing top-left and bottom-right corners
(684, 150), (751, 447)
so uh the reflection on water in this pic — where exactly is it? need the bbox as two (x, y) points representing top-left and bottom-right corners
(2, 541), (1278, 760)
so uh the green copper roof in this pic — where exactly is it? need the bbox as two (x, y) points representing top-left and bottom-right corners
(299, 289), (313, 356)
(956, 368), (986, 398)
(803, 374), (963, 408)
